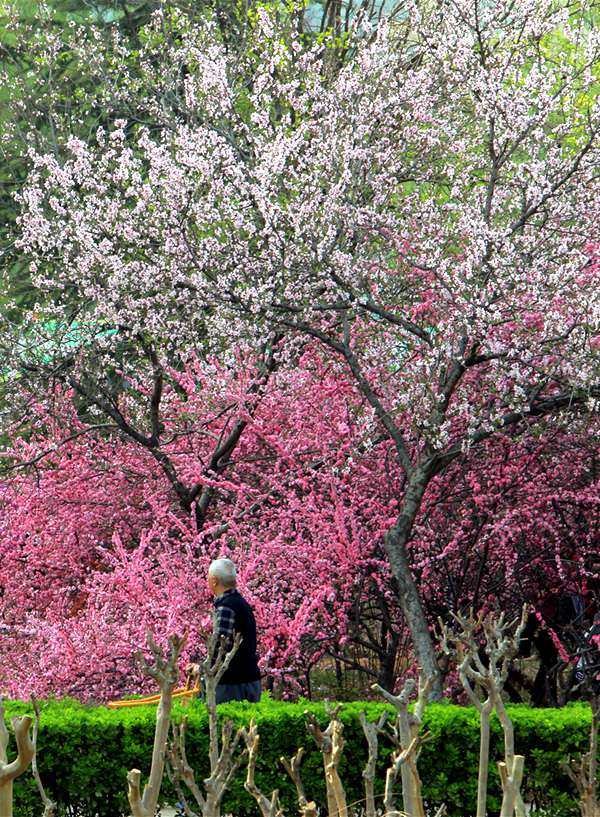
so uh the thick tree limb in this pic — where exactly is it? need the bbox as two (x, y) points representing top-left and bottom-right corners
(305, 706), (348, 817)
(0, 700), (34, 817)
(280, 747), (317, 817)
(167, 633), (247, 817)
(440, 608), (529, 817)
(359, 710), (388, 817)
(126, 633), (186, 817)
(243, 720), (283, 817)
(372, 674), (433, 817)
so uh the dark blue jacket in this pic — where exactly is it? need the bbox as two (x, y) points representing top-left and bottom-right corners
(214, 590), (261, 684)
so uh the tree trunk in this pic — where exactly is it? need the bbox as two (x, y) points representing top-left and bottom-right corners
(476, 698), (493, 817)
(305, 710), (347, 817)
(377, 630), (399, 692)
(0, 711), (34, 817)
(384, 472), (442, 699)
(0, 779), (14, 817)
(359, 711), (387, 817)
(127, 634), (185, 817)
(495, 695), (526, 817)
(396, 700), (418, 816)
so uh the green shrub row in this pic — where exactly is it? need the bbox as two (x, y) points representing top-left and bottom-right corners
(2, 696), (597, 817)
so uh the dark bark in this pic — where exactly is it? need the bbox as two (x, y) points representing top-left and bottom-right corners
(384, 470), (443, 699)
(377, 632), (399, 692)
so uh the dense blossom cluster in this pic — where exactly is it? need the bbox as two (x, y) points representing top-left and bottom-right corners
(0, 353), (384, 697)
(415, 432), (600, 612)
(0, 351), (599, 699)
(16, 2), (600, 446)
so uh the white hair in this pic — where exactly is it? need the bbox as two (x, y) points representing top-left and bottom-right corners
(208, 558), (237, 588)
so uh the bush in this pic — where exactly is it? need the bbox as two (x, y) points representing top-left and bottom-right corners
(1, 697), (596, 817)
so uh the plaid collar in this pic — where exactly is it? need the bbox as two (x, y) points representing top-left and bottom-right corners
(214, 588), (237, 605)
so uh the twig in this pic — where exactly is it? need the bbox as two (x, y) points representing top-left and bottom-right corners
(31, 696), (57, 817)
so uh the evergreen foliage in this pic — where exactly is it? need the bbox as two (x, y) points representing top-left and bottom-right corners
(1, 697), (598, 817)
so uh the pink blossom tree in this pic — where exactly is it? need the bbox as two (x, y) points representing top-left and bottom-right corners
(415, 431), (600, 615)
(13, 0), (600, 695)
(0, 352), (401, 699)
(2, 344), (600, 700)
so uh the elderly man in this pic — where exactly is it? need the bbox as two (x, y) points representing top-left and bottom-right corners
(198, 558), (262, 704)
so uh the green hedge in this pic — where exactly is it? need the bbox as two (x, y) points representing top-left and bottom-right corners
(1, 697), (597, 816)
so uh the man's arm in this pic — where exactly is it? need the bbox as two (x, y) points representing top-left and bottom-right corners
(213, 605), (235, 653)
(187, 606), (236, 668)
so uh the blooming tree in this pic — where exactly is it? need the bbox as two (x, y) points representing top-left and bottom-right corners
(416, 431), (600, 617)
(13, 0), (600, 694)
(2, 345), (600, 700)
(0, 351), (400, 698)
